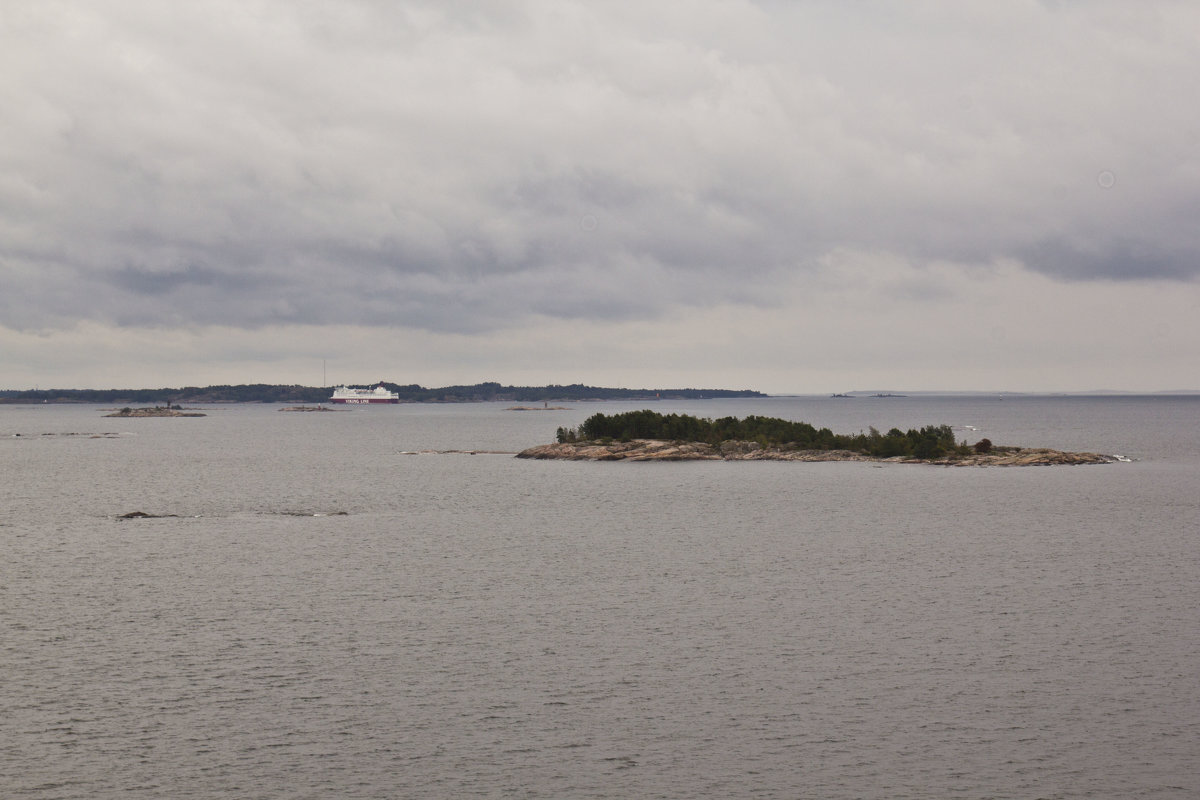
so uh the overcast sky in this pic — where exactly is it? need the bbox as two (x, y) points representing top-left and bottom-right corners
(3, 1), (1198, 393)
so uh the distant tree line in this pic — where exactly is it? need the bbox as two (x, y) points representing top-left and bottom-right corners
(557, 410), (973, 459)
(0, 382), (764, 405)
(0, 384), (329, 404)
(382, 382), (763, 402)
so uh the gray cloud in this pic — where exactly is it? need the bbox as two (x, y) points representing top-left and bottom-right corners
(2, 0), (1199, 341)
(1020, 237), (1199, 283)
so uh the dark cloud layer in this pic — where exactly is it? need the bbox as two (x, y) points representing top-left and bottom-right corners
(2, 1), (1199, 338)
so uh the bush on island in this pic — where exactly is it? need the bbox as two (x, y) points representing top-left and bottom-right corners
(557, 410), (967, 459)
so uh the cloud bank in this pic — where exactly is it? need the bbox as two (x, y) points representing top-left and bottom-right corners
(2, 1), (1198, 390)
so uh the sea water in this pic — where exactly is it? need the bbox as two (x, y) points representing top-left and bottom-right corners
(2, 396), (1198, 799)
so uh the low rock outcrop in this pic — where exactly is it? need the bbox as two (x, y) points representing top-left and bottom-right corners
(104, 407), (206, 417)
(516, 440), (1113, 466)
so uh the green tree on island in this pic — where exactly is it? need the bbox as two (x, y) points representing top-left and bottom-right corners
(557, 410), (968, 459)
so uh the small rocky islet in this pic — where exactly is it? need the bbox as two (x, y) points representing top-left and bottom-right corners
(104, 406), (206, 417)
(516, 439), (1112, 465)
(516, 410), (1115, 466)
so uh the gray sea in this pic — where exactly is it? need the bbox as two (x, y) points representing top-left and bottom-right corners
(3, 395), (1198, 799)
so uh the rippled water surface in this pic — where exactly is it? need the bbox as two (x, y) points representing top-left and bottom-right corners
(3, 396), (1199, 798)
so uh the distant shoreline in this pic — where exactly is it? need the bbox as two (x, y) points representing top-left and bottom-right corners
(0, 382), (765, 405)
(4, 387), (1199, 407)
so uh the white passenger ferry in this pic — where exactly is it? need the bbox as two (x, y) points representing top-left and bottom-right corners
(329, 385), (400, 404)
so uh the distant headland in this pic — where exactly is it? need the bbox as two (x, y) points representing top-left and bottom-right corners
(517, 410), (1114, 466)
(0, 382), (765, 405)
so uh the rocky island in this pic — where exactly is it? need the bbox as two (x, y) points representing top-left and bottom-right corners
(517, 410), (1113, 466)
(104, 406), (206, 418)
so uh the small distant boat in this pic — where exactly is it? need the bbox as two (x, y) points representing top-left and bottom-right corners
(1111, 454), (1133, 462)
(830, 393), (854, 398)
(329, 385), (400, 404)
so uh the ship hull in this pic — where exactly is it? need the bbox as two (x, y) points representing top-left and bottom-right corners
(330, 398), (399, 404)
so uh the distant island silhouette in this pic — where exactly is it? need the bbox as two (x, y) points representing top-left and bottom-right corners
(0, 382), (765, 405)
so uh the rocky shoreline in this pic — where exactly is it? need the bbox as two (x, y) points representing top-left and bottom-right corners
(516, 439), (1114, 466)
